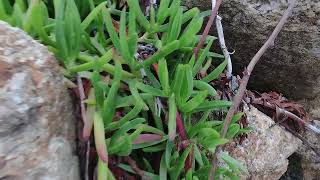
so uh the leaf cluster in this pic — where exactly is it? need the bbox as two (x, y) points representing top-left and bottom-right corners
(0, 0), (249, 179)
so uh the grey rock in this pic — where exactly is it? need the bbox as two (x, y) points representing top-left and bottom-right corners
(281, 120), (320, 180)
(183, 0), (320, 102)
(225, 106), (301, 179)
(0, 21), (79, 180)
(296, 120), (320, 179)
(183, 0), (320, 178)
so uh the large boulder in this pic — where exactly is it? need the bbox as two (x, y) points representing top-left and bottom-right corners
(183, 1), (320, 178)
(183, 0), (320, 106)
(0, 21), (79, 179)
(296, 120), (320, 179)
(281, 121), (320, 179)
(225, 106), (301, 179)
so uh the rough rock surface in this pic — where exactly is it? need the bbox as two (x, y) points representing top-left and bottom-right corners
(0, 21), (79, 179)
(183, 0), (320, 178)
(183, 0), (320, 102)
(296, 120), (320, 179)
(281, 121), (320, 180)
(225, 106), (301, 179)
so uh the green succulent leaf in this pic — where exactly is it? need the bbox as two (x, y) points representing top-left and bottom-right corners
(179, 15), (203, 47)
(143, 40), (180, 67)
(194, 80), (217, 96)
(0, 0), (10, 21)
(172, 64), (185, 105)
(93, 112), (108, 163)
(0, 1), (245, 178)
(199, 137), (229, 150)
(181, 65), (193, 103)
(221, 152), (248, 174)
(142, 143), (166, 152)
(170, 145), (192, 180)
(225, 124), (240, 139)
(128, 8), (138, 57)
(160, 153), (168, 180)
(182, 8), (200, 24)
(103, 8), (121, 53)
(81, 1), (108, 30)
(132, 135), (168, 149)
(158, 59), (170, 95)
(136, 82), (167, 97)
(165, 140), (174, 168)
(180, 90), (208, 113)
(193, 39), (214, 76)
(54, 0), (81, 66)
(168, 94), (177, 141)
(30, 2), (55, 46)
(194, 145), (204, 167)
(166, 7), (182, 43)
(202, 60), (228, 83)
(194, 100), (232, 112)
(118, 164), (159, 179)
(198, 128), (220, 139)
(232, 112), (244, 124)
(157, 0), (170, 25)
(127, 0), (150, 31)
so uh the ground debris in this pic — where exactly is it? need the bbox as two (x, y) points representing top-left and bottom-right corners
(247, 91), (307, 133)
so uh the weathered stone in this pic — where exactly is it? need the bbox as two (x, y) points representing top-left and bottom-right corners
(225, 106), (301, 179)
(296, 120), (320, 179)
(281, 120), (320, 180)
(0, 21), (79, 180)
(183, 0), (320, 101)
(183, 1), (320, 178)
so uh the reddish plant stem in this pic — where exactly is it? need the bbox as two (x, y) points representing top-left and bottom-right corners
(150, 42), (191, 171)
(77, 75), (88, 132)
(152, 63), (159, 75)
(185, 148), (194, 172)
(123, 156), (149, 180)
(176, 112), (188, 140)
(76, 75), (90, 180)
(180, 140), (192, 149)
(176, 112), (193, 171)
(208, 1), (296, 179)
(193, 0), (222, 59)
(186, 0), (221, 172)
(152, 62), (188, 142)
(153, 61), (191, 171)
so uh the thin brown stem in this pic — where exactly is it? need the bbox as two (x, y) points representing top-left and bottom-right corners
(76, 74), (90, 180)
(85, 140), (90, 180)
(252, 100), (320, 134)
(193, 0), (222, 59)
(208, 1), (296, 179)
(77, 74), (88, 126)
(123, 156), (150, 180)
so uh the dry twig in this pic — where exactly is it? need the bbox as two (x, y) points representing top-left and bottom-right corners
(194, 0), (222, 58)
(216, 15), (233, 78)
(252, 99), (320, 134)
(208, 1), (297, 179)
